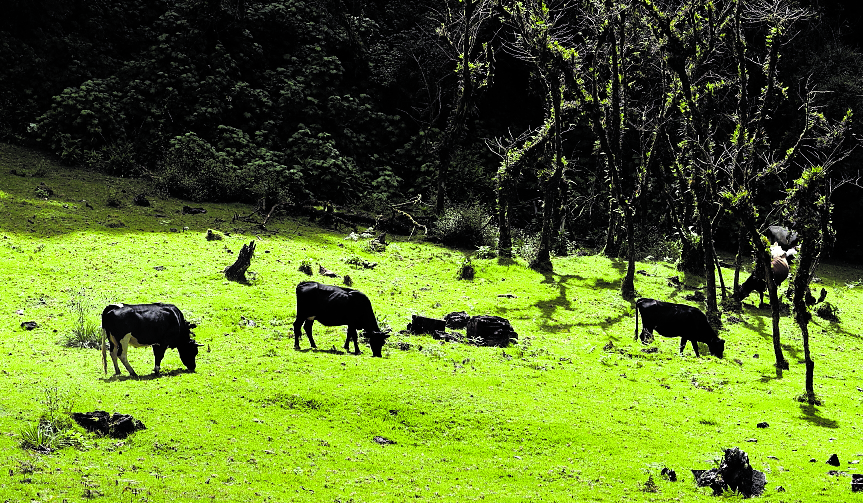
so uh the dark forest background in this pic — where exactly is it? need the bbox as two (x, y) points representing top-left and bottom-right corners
(2, 0), (863, 266)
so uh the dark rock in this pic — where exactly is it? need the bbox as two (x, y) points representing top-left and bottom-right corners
(661, 467), (677, 482)
(696, 469), (726, 496)
(466, 315), (518, 347)
(182, 206), (207, 215)
(318, 264), (339, 277)
(685, 291), (706, 302)
(372, 435), (395, 445)
(72, 411), (146, 438)
(407, 315), (445, 335)
(756, 422), (769, 428)
(206, 229), (223, 241)
(444, 311), (471, 329)
(132, 194), (150, 207)
(20, 321), (38, 330)
(343, 275), (353, 287)
(828, 454), (841, 466)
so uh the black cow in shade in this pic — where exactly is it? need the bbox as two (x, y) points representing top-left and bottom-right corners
(764, 225), (799, 251)
(634, 298), (725, 358)
(293, 281), (389, 356)
(101, 303), (201, 376)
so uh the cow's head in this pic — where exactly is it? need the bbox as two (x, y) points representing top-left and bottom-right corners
(708, 337), (725, 358)
(366, 330), (390, 358)
(178, 338), (203, 371)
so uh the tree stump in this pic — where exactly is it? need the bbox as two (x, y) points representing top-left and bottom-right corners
(224, 240), (256, 283)
(466, 315), (518, 347)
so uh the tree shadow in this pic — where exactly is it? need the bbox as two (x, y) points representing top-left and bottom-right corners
(799, 403), (839, 429)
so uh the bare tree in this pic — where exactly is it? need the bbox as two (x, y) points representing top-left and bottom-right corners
(431, 0), (497, 214)
(504, 0), (572, 271)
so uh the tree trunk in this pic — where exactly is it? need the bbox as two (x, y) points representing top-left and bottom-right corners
(224, 240), (256, 283)
(497, 176), (512, 258)
(621, 203), (636, 299)
(531, 72), (563, 272)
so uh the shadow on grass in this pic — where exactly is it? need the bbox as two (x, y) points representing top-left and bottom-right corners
(799, 403), (839, 428)
(102, 367), (191, 382)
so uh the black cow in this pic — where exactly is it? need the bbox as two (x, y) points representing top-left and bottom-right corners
(736, 243), (792, 306)
(293, 281), (389, 357)
(101, 303), (201, 376)
(764, 225), (799, 251)
(634, 298), (725, 358)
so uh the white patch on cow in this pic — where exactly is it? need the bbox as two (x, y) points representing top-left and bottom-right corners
(306, 316), (316, 321)
(108, 332), (140, 376)
(127, 335), (156, 348)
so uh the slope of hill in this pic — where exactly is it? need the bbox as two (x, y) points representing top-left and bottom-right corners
(1, 143), (862, 501)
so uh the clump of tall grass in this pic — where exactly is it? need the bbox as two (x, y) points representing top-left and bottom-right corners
(19, 387), (85, 453)
(61, 288), (101, 349)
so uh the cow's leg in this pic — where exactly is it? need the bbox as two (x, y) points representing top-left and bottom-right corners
(686, 339), (701, 357)
(303, 319), (317, 349)
(108, 334), (123, 375)
(152, 344), (166, 374)
(116, 335), (138, 376)
(293, 317), (304, 350)
(345, 327), (360, 354)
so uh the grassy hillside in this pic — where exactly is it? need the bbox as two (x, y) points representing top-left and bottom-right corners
(1, 142), (862, 502)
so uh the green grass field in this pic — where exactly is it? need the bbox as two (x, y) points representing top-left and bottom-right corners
(1, 142), (862, 502)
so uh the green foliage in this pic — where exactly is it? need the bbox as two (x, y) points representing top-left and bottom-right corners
(156, 133), (238, 202)
(19, 387), (84, 453)
(512, 227), (542, 263)
(84, 140), (139, 176)
(62, 288), (102, 349)
(432, 203), (497, 248)
(473, 245), (497, 259)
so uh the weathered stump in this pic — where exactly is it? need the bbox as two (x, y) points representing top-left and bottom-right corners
(407, 315), (445, 334)
(466, 315), (518, 347)
(444, 311), (471, 329)
(72, 411), (146, 438)
(224, 240), (256, 283)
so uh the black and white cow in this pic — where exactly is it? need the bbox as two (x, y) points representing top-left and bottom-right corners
(293, 281), (389, 357)
(101, 303), (201, 376)
(634, 298), (725, 358)
(736, 243), (792, 306)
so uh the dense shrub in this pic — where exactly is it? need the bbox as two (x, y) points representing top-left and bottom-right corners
(156, 133), (238, 202)
(432, 204), (497, 248)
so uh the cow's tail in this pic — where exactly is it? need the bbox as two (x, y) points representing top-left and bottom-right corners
(101, 328), (108, 375)
(634, 301), (640, 341)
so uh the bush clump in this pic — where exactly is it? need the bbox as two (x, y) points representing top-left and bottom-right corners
(432, 204), (497, 248)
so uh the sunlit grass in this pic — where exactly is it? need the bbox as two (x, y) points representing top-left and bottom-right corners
(0, 142), (862, 501)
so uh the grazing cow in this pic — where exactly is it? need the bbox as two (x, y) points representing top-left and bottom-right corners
(764, 225), (799, 251)
(735, 243), (792, 306)
(101, 303), (201, 376)
(293, 281), (389, 357)
(634, 298), (725, 358)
